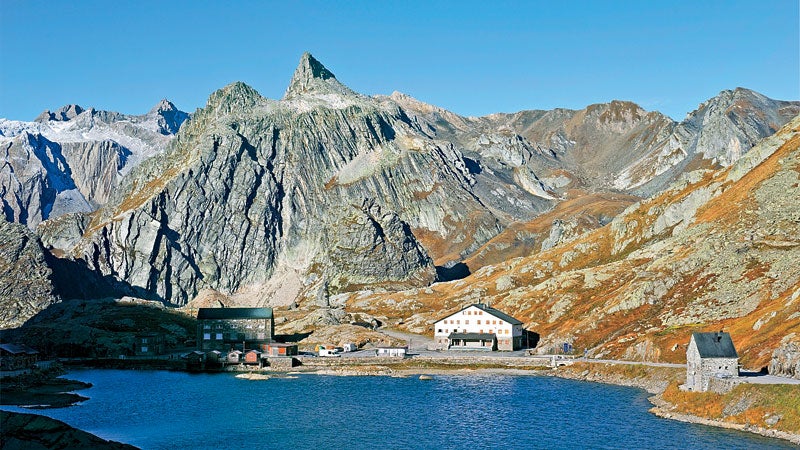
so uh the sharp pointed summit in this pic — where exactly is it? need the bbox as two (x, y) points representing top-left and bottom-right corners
(283, 52), (355, 100)
(148, 98), (189, 135)
(148, 99), (178, 114)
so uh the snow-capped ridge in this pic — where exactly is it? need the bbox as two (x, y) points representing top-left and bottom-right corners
(35, 104), (85, 123)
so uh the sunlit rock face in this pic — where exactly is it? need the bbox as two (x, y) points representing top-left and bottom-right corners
(1, 100), (189, 228)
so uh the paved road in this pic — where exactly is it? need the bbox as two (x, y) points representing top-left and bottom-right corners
(586, 358), (685, 368)
(367, 329), (800, 385)
(378, 328), (433, 351)
(738, 373), (800, 385)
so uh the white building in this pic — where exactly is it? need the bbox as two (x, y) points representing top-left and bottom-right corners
(434, 303), (524, 351)
(376, 346), (407, 357)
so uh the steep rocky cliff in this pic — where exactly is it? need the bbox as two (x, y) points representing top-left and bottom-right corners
(35, 54), (797, 312)
(0, 100), (188, 228)
(0, 217), (58, 329)
(67, 54), (502, 305)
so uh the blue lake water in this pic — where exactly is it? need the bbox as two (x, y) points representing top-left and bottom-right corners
(3, 369), (794, 449)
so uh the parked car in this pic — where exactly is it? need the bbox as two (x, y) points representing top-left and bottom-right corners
(319, 348), (341, 357)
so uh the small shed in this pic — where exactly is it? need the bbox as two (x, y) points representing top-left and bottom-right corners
(244, 350), (262, 365)
(342, 343), (358, 352)
(376, 346), (408, 358)
(227, 350), (243, 364)
(206, 350), (223, 362)
(266, 343), (299, 357)
(183, 350), (206, 369)
(686, 331), (739, 392)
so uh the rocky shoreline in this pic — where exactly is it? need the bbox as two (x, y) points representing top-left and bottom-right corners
(648, 395), (800, 445)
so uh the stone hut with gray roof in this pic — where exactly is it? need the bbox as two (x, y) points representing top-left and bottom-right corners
(686, 331), (739, 392)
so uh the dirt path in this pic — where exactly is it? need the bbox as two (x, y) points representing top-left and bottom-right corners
(377, 329), (434, 351)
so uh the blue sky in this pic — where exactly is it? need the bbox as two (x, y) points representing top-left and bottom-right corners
(1, 0), (797, 120)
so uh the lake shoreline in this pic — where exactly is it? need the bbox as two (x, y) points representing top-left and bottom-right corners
(10, 357), (800, 446)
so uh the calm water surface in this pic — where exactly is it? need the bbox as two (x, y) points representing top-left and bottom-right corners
(3, 369), (794, 449)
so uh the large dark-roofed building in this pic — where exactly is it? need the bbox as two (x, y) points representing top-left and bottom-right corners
(0, 343), (40, 371)
(434, 303), (524, 351)
(196, 307), (274, 352)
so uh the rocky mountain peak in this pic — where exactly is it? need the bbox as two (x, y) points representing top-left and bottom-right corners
(34, 104), (85, 122)
(148, 99), (178, 114)
(282, 52), (354, 100)
(205, 81), (265, 115)
(147, 99), (189, 135)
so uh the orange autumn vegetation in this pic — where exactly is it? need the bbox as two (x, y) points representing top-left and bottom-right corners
(661, 382), (800, 434)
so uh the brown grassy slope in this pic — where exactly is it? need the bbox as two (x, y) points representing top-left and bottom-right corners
(461, 190), (639, 271)
(347, 116), (800, 367)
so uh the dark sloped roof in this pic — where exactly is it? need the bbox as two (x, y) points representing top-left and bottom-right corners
(0, 343), (39, 355)
(474, 304), (523, 325)
(448, 332), (497, 341)
(692, 332), (738, 358)
(197, 307), (273, 320)
(434, 303), (523, 325)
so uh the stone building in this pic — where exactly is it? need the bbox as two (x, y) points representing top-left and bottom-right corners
(433, 303), (524, 351)
(686, 331), (739, 392)
(196, 307), (274, 352)
(134, 332), (165, 356)
(0, 344), (39, 371)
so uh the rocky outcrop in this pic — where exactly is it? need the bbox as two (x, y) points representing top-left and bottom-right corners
(0, 217), (58, 329)
(769, 335), (800, 379)
(1, 411), (137, 450)
(34, 104), (85, 122)
(0, 100), (188, 228)
(611, 88), (799, 194)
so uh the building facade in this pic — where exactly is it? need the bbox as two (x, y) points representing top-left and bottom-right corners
(266, 343), (299, 357)
(0, 344), (39, 371)
(134, 333), (165, 356)
(196, 307), (274, 352)
(686, 331), (739, 392)
(376, 347), (407, 357)
(434, 304), (524, 351)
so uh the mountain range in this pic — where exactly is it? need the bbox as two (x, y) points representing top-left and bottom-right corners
(1, 53), (798, 374)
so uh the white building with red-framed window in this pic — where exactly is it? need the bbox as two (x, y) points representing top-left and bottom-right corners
(433, 303), (524, 351)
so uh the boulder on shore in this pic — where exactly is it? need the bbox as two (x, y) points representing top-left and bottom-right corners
(0, 411), (137, 450)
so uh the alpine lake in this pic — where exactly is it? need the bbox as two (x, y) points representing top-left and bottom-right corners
(2, 369), (794, 449)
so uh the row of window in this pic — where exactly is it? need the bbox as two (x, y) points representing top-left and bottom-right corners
(202, 333), (269, 340)
(441, 319), (504, 325)
(436, 329), (511, 335)
(203, 324), (267, 330)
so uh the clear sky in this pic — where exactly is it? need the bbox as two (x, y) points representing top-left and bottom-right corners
(1, 0), (797, 121)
